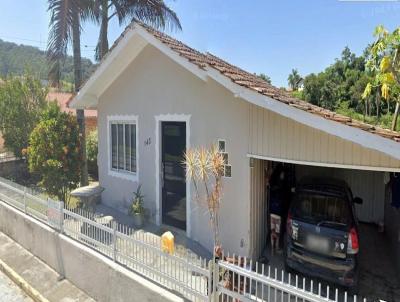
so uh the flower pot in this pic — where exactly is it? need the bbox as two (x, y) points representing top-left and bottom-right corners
(132, 213), (144, 227)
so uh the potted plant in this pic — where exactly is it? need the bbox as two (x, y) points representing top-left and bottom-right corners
(129, 185), (145, 227)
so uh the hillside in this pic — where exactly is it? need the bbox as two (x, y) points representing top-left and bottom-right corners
(0, 39), (95, 85)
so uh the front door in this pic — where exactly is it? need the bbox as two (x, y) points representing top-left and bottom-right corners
(161, 122), (186, 230)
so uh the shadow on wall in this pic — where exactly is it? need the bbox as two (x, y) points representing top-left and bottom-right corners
(384, 181), (400, 274)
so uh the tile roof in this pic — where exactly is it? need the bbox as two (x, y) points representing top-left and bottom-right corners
(47, 91), (97, 117)
(99, 22), (400, 142)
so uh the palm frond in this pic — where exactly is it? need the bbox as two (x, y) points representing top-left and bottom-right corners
(47, 0), (75, 85)
(47, 0), (97, 84)
(80, 0), (101, 23)
(112, 0), (181, 31)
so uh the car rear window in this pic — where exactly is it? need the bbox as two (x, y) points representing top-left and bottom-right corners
(291, 192), (351, 225)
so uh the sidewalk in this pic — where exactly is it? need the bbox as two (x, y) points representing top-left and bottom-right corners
(0, 270), (32, 302)
(0, 232), (94, 302)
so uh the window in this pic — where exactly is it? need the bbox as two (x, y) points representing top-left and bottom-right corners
(110, 121), (136, 174)
(292, 193), (351, 226)
(217, 139), (231, 178)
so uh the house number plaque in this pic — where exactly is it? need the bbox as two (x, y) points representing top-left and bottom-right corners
(144, 137), (151, 146)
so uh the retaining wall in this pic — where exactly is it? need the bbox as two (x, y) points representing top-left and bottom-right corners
(0, 200), (184, 302)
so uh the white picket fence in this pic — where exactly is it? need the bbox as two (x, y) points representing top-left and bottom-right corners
(63, 205), (211, 301)
(0, 176), (378, 302)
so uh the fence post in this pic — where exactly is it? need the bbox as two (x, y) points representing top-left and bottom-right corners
(211, 258), (219, 302)
(207, 260), (213, 302)
(23, 187), (27, 214)
(112, 221), (117, 262)
(59, 201), (64, 233)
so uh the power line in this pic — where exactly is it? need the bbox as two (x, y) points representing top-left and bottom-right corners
(0, 34), (97, 49)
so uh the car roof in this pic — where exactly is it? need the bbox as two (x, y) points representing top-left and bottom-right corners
(296, 177), (350, 197)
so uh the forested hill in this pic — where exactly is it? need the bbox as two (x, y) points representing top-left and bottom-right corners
(0, 39), (95, 84)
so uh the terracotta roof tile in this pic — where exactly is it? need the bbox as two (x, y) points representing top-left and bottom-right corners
(138, 23), (400, 142)
(83, 22), (400, 142)
(47, 92), (97, 118)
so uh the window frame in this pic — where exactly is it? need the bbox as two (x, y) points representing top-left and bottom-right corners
(107, 115), (139, 182)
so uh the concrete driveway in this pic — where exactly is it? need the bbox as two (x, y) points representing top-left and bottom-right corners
(261, 223), (400, 302)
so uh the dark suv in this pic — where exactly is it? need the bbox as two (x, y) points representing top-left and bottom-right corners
(285, 177), (362, 288)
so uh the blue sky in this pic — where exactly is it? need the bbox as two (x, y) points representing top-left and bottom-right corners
(1, 0), (400, 87)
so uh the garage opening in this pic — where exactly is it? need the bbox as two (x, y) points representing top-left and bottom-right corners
(249, 158), (400, 301)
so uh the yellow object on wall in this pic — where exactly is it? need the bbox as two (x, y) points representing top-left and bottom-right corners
(161, 231), (175, 254)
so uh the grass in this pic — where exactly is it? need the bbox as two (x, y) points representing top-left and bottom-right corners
(336, 102), (400, 131)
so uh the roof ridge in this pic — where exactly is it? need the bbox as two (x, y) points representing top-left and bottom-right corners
(79, 21), (400, 142)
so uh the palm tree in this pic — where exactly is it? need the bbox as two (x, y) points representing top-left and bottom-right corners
(258, 73), (271, 84)
(287, 69), (303, 91)
(93, 0), (182, 61)
(47, 0), (96, 186)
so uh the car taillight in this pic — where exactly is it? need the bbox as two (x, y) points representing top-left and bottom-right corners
(347, 227), (359, 254)
(287, 213), (293, 237)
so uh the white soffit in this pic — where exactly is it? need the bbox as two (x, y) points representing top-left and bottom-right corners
(70, 25), (207, 109)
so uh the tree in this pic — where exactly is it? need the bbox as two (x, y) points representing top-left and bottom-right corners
(287, 68), (303, 90)
(28, 102), (81, 203)
(93, 0), (181, 61)
(47, 0), (95, 186)
(0, 39), (95, 84)
(86, 129), (98, 178)
(258, 73), (271, 84)
(184, 145), (224, 251)
(0, 75), (48, 157)
(363, 25), (400, 131)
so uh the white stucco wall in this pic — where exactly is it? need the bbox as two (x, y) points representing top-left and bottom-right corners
(97, 44), (251, 256)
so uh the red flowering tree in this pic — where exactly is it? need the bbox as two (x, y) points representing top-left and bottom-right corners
(27, 102), (81, 202)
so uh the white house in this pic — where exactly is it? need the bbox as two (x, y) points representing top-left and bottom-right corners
(70, 23), (400, 264)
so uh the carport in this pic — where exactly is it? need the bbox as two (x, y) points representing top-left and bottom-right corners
(246, 103), (400, 300)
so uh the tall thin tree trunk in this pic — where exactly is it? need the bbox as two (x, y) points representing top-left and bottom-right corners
(392, 101), (400, 131)
(364, 99), (367, 122)
(99, 0), (109, 60)
(72, 8), (89, 186)
(376, 92), (380, 119)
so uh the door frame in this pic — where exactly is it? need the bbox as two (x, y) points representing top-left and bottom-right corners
(155, 114), (191, 237)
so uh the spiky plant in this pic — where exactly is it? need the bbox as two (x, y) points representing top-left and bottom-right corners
(184, 144), (224, 248)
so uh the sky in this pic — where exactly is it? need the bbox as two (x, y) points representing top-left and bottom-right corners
(1, 0), (400, 87)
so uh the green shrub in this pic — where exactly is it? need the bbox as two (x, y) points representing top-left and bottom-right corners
(27, 102), (81, 202)
(86, 129), (98, 179)
(0, 75), (48, 157)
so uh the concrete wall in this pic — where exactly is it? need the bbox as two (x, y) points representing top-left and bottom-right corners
(85, 117), (97, 134)
(0, 159), (26, 179)
(97, 44), (251, 256)
(0, 200), (184, 302)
